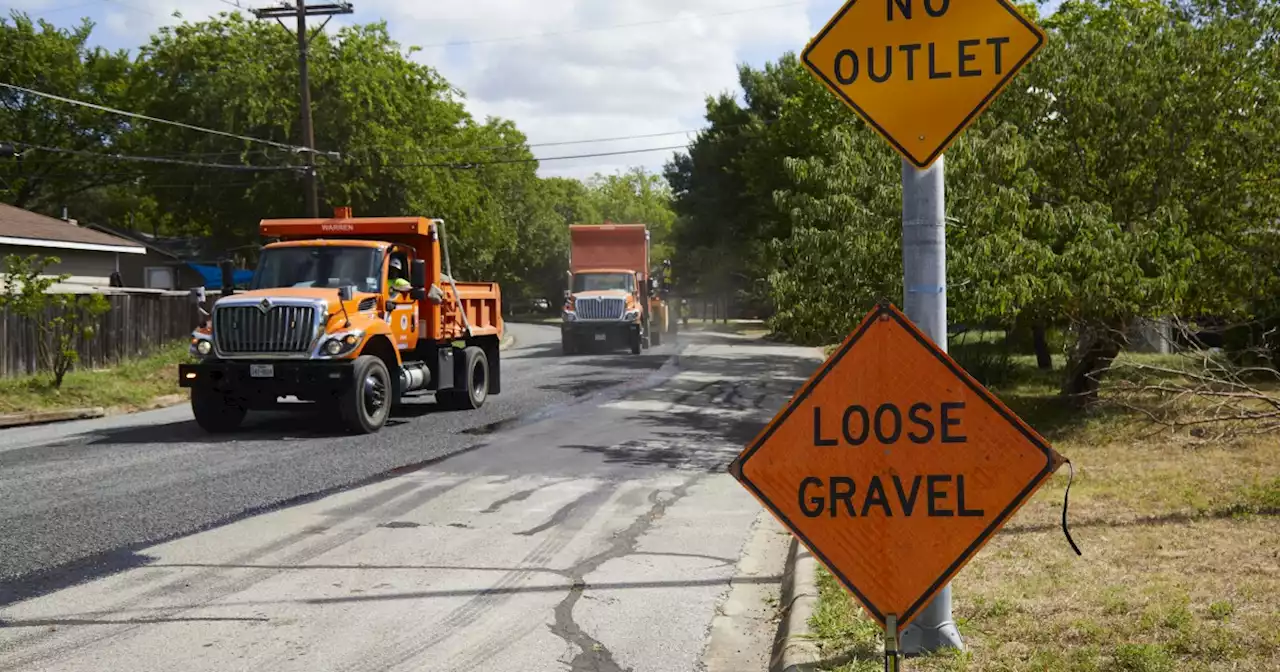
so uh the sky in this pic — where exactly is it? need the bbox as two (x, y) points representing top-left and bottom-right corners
(2, 0), (1061, 180)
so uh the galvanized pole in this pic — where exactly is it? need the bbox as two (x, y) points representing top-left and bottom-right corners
(898, 154), (965, 654)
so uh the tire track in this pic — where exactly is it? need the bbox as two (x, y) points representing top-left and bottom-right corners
(547, 475), (701, 672)
(339, 481), (622, 672)
(0, 477), (466, 672)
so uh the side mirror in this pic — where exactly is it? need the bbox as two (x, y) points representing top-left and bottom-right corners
(563, 289), (572, 300)
(190, 286), (206, 304)
(219, 260), (235, 297)
(338, 285), (354, 302)
(410, 287), (426, 300)
(410, 259), (427, 288)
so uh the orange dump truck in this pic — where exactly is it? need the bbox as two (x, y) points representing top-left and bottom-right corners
(180, 208), (503, 434)
(561, 223), (667, 355)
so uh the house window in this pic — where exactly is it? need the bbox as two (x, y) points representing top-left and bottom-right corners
(145, 266), (175, 290)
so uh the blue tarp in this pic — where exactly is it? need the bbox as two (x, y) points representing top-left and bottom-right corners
(188, 263), (254, 289)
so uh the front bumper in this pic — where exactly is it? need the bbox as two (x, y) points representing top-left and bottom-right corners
(562, 321), (638, 346)
(179, 361), (353, 399)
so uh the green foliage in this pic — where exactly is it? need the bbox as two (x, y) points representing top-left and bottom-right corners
(0, 254), (110, 387)
(0, 13), (134, 211)
(581, 167), (676, 262)
(668, 0), (1280, 398)
(1112, 643), (1175, 672)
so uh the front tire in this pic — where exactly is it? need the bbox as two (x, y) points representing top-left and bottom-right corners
(561, 329), (576, 355)
(630, 328), (642, 355)
(340, 355), (392, 434)
(191, 387), (246, 433)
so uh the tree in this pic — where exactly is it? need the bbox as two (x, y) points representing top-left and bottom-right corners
(0, 254), (109, 387)
(0, 12), (134, 213)
(669, 0), (1280, 401)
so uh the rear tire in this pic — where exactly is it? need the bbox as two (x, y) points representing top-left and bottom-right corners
(651, 326), (661, 347)
(339, 355), (392, 434)
(191, 387), (246, 433)
(439, 346), (489, 410)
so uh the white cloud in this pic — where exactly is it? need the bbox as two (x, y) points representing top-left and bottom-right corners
(27, 0), (818, 179)
(368, 0), (814, 177)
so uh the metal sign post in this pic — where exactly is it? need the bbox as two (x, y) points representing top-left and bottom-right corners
(898, 156), (964, 653)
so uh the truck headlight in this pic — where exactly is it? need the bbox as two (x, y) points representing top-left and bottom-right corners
(318, 331), (362, 358)
(622, 309), (640, 321)
(563, 311), (577, 322)
(190, 332), (213, 357)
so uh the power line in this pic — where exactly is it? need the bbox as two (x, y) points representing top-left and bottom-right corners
(0, 81), (332, 156)
(418, 1), (807, 49)
(8, 143), (297, 171)
(4, 142), (689, 171)
(336, 144), (692, 169)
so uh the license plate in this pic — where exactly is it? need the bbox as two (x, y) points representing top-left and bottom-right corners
(594, 333), (607, 341)
(249, 364), (275, 378)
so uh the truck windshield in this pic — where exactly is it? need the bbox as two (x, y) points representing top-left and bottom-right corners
(252, 246), (383, 293)
(573, 273), (634, 292)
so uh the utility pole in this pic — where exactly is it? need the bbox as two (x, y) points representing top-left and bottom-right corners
(252, 1), (353, 218)
(898, 154), (965, 655)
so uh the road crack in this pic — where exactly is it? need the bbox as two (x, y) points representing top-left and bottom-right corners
(549, 476), (701, 672)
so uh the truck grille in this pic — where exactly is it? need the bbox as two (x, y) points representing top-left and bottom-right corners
(214, 304), (317, 355)
(575, 297), (626, 320)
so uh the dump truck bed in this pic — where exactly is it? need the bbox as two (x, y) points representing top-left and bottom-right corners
(449, 281), (503, 338)
(569, 224), (649, 275)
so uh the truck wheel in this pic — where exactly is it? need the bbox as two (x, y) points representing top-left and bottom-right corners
(562, 330), (576, 355)
(191, 388), (246, 433)
(630, 329), (642, 355)
(340, 355), (391, 434)
(440, 346), (489, 410)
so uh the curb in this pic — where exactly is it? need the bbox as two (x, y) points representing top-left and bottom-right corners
(771, 536), (822, 672)
(0, 407), (106, 429)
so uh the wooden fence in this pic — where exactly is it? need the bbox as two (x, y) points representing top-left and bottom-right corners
(0, 292), (199, 378)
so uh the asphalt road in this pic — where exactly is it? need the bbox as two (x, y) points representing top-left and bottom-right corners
(0, 324), (825, 672)
(0, 322), (677, 592)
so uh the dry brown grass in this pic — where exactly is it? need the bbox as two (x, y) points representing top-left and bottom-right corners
(809, 390), (1280, 671)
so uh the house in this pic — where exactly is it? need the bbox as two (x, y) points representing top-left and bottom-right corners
(82, 224), (215, 290)
(83, 225), (256, 290)
(0, 203), (145, 287)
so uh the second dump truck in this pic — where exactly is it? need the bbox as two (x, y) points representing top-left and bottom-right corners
(180, 208), (503, 434)
(561, 223), (670, 355)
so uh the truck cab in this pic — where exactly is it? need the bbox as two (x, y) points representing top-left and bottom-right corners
(180, 208), (504, 435)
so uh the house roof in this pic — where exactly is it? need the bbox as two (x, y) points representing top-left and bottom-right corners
(84, 223), (222, 261)
(82, 223), (181, 259)
(0, 203), (146, 254)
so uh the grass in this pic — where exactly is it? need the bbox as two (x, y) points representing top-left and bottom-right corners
(807, 337), (1280, 671)
(0, 341), (193, 414)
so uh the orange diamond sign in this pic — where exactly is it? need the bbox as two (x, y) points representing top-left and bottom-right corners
(729, 303), (1064, 631)
(801, 0), (1046, 168)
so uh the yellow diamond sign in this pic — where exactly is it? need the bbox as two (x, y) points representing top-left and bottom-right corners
(802, 0), (1046, 169)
